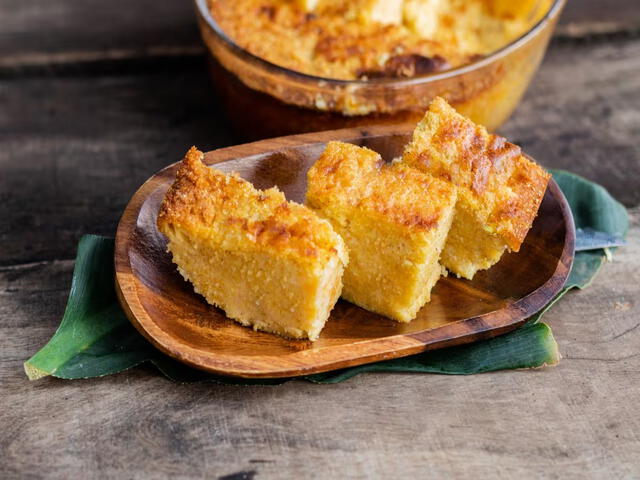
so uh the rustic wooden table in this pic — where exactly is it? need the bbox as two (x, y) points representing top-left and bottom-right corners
(1, 1), (639, 478)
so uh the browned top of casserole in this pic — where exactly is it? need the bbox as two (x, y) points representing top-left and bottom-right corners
(209, 0), (550, 80)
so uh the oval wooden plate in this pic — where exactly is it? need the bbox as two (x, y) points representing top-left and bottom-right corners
(115, 125), (575, 379)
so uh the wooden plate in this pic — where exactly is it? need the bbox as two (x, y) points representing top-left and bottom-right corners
(115, 125), (575, 378)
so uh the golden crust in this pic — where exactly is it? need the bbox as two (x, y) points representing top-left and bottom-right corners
(157, 147), (347, 264)
(209, 0), (550, 80)
(305, 141), (457, 322)
(402, 97), (550, 251)
(306, 141), (457, 232)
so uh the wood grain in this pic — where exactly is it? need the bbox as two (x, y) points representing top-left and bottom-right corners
(499, 39), (640, 207)
(0, 71), (232, 267)
(114, 126), (574, 378)
(555, 0), (640, 37)
(0, 0), (202, 70)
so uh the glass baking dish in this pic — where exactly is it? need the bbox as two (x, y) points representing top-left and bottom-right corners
(194, 0), (566, 140)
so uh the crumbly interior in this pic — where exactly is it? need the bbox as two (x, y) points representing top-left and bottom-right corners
(335, 203), (454, 322)
(306, 141), (457, 322)
(440, 196), (507, 279)
(157, 147), (347, 340)
(163, 227), (344, 340)
(209, 0), (551, 80)
(401, 97), (550, 279)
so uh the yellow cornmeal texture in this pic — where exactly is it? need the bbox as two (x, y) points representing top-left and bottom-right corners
(157, 147), (348, 341)
(306, 142), (457, 322)
(209, 0), (551, 80)
(401, 97), (551, 279)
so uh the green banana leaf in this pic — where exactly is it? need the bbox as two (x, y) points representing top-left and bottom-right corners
(23, 169), (628, 384)
(552, 169), (628, 289)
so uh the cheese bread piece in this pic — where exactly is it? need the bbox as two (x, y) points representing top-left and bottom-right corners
(157, 147), (348, 341)
(402, 97), (550, 279)
(306, 141), (457, 322)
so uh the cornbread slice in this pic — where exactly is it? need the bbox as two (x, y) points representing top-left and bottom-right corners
(157, 147), (348, 341)
(306, 141), (457, 323)
(401, 97), (551, 279)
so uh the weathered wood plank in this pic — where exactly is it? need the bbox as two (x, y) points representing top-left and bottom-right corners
(1, 38), (638, 266)
(500, 38), (640, 206)
(0, 0), (638, 69)
(2, 211), (638, 479)
(0, 69), (233, 266)
(0, 0), (202, 69)
(556, 0), (640, 37)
